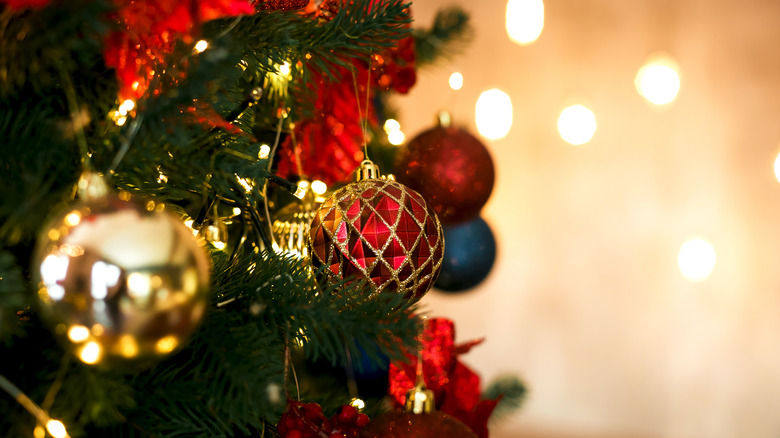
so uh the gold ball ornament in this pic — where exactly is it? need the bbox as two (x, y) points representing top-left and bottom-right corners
(34, 174), (210, 366)
(308, 161), (444, 303)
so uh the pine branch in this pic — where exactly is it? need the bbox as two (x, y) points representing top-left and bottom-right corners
(413, 6), (473, 68)
(483, 374), (527, 421)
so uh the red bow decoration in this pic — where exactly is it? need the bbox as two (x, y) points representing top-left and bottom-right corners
(388, 318), (499, 438)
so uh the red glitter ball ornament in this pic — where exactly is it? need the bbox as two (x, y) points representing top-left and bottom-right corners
(359, 411), (476, 438)
(308, 161), (444, 303)
(395, 115), (495, 225)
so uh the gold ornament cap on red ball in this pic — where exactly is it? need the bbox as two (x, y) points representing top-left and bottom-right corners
(359, 383), (476, 438)
(307, 160), (444, 303)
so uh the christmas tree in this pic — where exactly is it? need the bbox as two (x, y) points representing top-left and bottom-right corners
(0, 0), (523, 436)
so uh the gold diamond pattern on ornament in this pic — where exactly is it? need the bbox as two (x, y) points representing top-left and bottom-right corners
(309, 176), (444, 302)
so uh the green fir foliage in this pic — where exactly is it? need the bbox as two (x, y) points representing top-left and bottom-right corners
(0, 0), (474, 436)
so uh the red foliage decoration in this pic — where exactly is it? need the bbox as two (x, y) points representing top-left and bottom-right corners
(0, 0), (50, 9)
(388, 318), (500, 438)
(275, 0), (417, 185)
(103, 0), (253, 101)
(277, 401), (370, 438)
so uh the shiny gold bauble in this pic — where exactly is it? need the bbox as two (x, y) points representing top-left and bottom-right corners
(34, 193), (210, 366)
(272, 200), (317, 260)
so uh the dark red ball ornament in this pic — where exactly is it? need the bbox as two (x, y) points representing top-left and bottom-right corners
(308, 160), (444, 303)
(395, 114), (495, 225)
(359, 411), (477, 438)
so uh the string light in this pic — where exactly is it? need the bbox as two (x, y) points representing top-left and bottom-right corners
(194, 40), (209, 53)
(383, 119), (406, 146)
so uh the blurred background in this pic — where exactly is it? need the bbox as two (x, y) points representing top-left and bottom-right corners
(394, 0), (780, 437)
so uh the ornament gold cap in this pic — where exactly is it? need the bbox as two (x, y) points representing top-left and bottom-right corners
(404, 381), (435, 414)
(356, 160), (381, 181)
(76, 172), (110, 200)
(437, 110), (452, 128)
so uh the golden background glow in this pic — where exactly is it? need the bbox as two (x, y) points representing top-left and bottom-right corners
(396, 1), (780, 437)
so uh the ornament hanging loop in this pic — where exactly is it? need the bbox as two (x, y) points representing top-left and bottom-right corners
(356, 159), (381, 181)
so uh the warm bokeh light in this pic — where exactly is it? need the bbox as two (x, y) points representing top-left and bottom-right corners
(506, 0), (544, 45)
(155, 335), (180, 354)
(636, 56), (681, 105)
(64, 212), (81, 226)
(279, 61), (291, 76)
(449, 72), (464, 90)
(350, 397), (365, 410)
(557, 104), (597, 145)
(773, 151), (780, 183)
(678, 238), (716, 282)
(475, 88), (513, 140)
(311, 180), (328, 195)
(67, 325), (90, 343)
(46, 420), (68, 438)
(383, 119), (401, 133)
(194, 40), (208, 53)
(258, 144), (271, 159)
(78, 341), (102, 364)
(388, 130), (405, 145)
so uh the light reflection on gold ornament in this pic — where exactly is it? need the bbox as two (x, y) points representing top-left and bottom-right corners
(678, 238), (716, 282)
(506, 0), (544, 45)
(636, 55), (680, 105)
(557, 104), (596, 145)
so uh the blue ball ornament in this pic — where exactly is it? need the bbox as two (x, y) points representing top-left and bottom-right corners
(434, 217), (496, 292)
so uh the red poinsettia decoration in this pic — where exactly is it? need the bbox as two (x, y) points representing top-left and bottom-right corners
(0, 0), (50, 9)
(274, 0), (416, 185)
(277, 401), (369, 438)
(103, 0), (254, 101)
(388, 318), (500, 438)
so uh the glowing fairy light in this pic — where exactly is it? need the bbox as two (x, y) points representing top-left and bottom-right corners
(383, 119), (401, 134)
(636, 55), (680, 105)
(46, 420), (68, 438)
(506, 0), (544, 45)
(388, 130), (405, 145)
(678, 238), (716, 281)
(449, 72), (464, 90)
(475, 89), (513, 140)
(194, 40), (209, 53)
(78, 341), (102, 364)
(279, 61), (291, 76)
(557, 104), (596, 145)
(311, 180), (327, 195)
(258, 144), (271, 159)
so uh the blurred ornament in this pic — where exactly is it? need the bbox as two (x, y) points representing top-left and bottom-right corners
(435, 217), (496, 292)
(395, 113), (494, 225)
(360, 382), (476, 438)
(34, 173), (210, 366)
(308, 161), (443, 303)
(272, 180), (328, 259)
(253, 0), (308, 10)
(360, 410), (475, 438)
(277, 401), (369, 438)
(388, 318), (498, 438)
